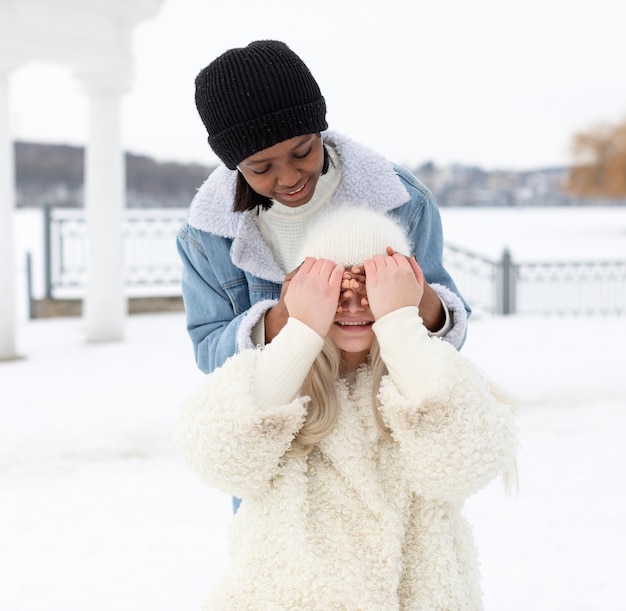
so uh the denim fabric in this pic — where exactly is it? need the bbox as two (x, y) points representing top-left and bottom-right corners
(177, 223), (282, 373)
(177, 163), (470, 374)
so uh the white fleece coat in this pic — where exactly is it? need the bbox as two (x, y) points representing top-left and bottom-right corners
(176, 310), (517, 610)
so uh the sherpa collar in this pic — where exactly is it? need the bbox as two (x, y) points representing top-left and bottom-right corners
(187, 131), (410, 282)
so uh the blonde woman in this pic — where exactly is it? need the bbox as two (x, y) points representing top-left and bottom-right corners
(176, 208), (517, 610)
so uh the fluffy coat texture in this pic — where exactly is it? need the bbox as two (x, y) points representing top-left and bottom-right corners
(176, 310), (517, 610)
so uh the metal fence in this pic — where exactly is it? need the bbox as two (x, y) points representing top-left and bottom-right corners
(39, 207), (626, 316)
(42, 206), (187, 299)
(443, 243), (626, 317)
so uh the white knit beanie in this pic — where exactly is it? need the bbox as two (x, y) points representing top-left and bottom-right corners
(297, 207), (412, 266)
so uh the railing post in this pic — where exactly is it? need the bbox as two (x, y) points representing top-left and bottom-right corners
(26, 251), (35, 320)
(497, 248), (517, 315)
(43, 204), (53, 299)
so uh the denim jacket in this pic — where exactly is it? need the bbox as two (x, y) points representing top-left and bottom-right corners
(177, 131), (470, 373)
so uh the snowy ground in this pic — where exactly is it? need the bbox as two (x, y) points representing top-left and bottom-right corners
(1, 310), (625, 611)
(3, 206), (626, 610)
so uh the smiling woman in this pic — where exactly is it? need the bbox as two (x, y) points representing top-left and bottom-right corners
(176, 39), (470, 382)
(292, 207), (416, 372)
(236, 134), (326, 209)
(175, 206), (517, 609)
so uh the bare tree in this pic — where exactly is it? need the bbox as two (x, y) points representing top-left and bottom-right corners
(566, 118), (626, 198)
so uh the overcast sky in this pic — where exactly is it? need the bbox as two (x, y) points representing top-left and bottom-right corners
(7, 0), (626, 171)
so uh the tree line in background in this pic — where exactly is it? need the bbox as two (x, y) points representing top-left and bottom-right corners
(14, 141), (214, 208)
(13, 123), (626, 209)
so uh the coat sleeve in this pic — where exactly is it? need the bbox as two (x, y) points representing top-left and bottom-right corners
(174, 348), (309, 500)
(176, 222), (252, 374)
(177, 219), (284, 374)
(391, 169), (471, 349)
(374, 308), (517, 502)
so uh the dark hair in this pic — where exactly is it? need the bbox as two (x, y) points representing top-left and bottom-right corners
(233, 144), (331, 213)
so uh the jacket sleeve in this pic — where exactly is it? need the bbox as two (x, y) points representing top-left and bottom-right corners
(174, 319), (323, 500)
(373, 307), (517, 502)
(174, 349), (309, 500)
(392, 168), (471, 349)
(176, 222), (276, 373)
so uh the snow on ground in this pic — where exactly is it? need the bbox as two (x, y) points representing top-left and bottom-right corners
(1, 311), (625, 611)
(3, 205), (626, 610)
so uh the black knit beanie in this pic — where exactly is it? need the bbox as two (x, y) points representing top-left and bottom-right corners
(195, 40), (328, 170)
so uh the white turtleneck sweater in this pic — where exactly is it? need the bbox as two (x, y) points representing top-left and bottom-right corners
(249, 146), (343, 348)
(255, 145), (344, 274)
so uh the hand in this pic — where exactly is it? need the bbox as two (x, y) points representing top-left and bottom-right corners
(363, 252), (424, 320)
(338, 265), (368, 311)
(284, 257), (344, 337)
(385, 247), (446, 331)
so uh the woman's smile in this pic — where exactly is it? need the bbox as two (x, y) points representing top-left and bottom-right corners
(274, 179), (311, 205)
(334, 319), (373, 331)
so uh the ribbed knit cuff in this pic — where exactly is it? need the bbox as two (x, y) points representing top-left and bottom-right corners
(373, 306), (432, 402)
(253, 317), (324, 411)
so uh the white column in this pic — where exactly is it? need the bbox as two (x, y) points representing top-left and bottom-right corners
(0, 67), (17, 360)
(80, 74), (128, 342)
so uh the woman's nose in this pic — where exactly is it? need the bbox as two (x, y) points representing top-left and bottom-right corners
(276, 163), (301, 187)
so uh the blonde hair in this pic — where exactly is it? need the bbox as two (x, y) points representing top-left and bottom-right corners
(290, 337), (393, 456)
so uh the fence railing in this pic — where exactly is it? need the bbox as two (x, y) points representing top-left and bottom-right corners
(38, 207), (626, 317)
(42, 206), (187, 299)
(443, 243), (626, 317)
